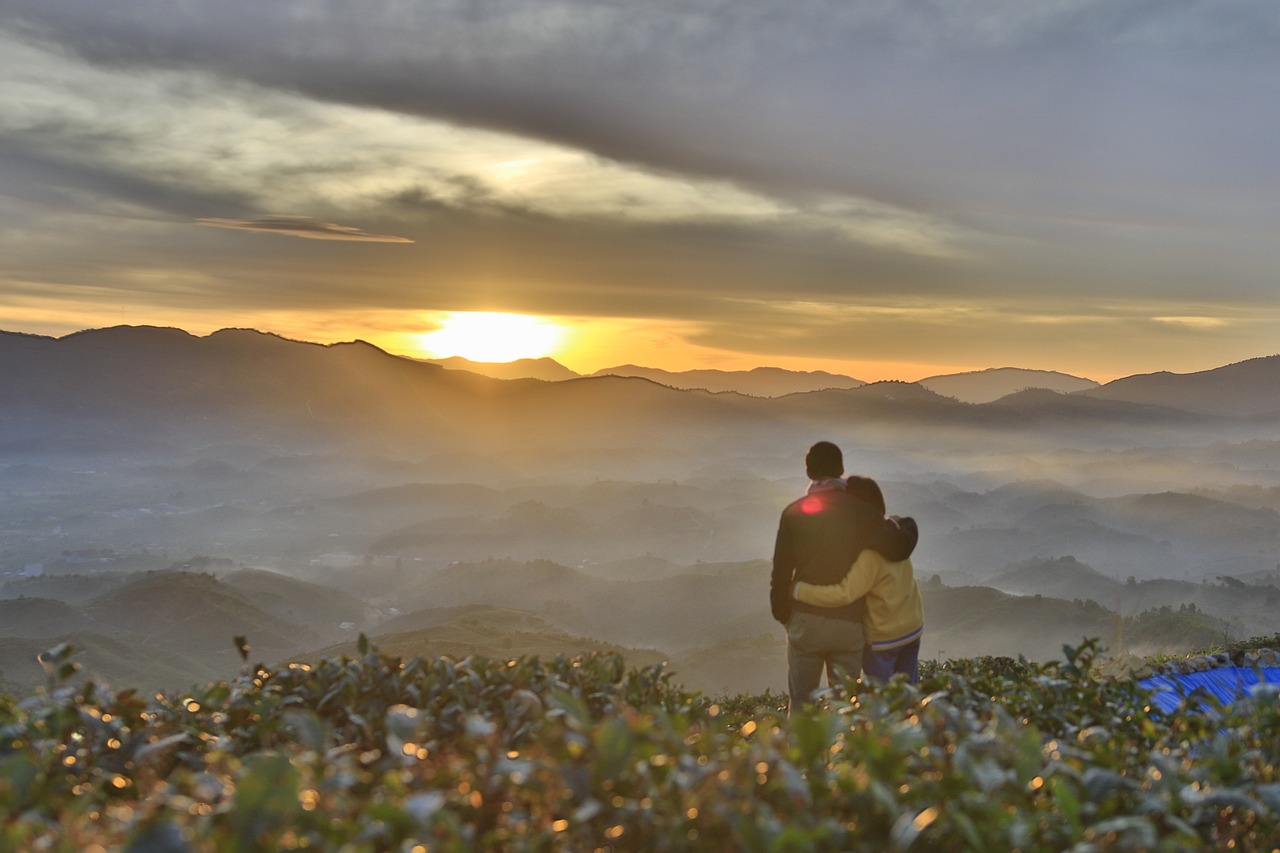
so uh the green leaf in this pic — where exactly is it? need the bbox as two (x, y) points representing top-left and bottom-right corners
(546, 688), (591, 728)
(282, 709), (327, 753)
(1047, 775), (1081, 833)
(231, 753), (301, 850)
(0, 754), (40, 811)
(593, 717), (634, 783)
(134, 733), (190, 767)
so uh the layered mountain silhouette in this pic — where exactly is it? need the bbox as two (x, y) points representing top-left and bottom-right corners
(589, 364), (865, 396)
(6, 327), (1269, 438)
(919, 367), (1099, 403)
(423, 353), (1110, 400)
(423, 355), (579, 382)
(421, 354), (865, 394)
(1080, 355), (1280, 417)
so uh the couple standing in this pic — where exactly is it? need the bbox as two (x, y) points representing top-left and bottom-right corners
(770, 441), (924, 711)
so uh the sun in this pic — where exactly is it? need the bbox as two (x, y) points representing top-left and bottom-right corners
(416, 312), (564, 362)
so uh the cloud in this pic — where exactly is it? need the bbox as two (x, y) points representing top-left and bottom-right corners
(1, 1), (1278, 379)
(6, 1), (1275, 222)
(0, 31), (957, 258)
(1151, 316), (1231, 329)
(196, 216), (413, 243)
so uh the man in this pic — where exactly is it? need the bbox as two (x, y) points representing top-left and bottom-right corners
(771, 440), (918, 712)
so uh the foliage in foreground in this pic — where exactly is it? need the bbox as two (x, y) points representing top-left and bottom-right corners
(2, 638), (1279, 851)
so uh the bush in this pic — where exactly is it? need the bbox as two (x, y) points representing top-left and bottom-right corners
(2, 638), (1277, 851)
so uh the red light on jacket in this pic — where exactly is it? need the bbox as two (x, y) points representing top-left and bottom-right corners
(800, 495), (825, 515)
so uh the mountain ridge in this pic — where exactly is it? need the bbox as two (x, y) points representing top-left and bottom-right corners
(417, 349), (1106, 400)
(1, 326), (1275, 466)
(590, 364), (865, 396)
(1081, 354), (1280, 417)
(918, 367), (1099, 404)
(9, 325), (1273, 415)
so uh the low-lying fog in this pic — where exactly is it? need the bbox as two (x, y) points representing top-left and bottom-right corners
(3, 332), (1279, 696)
(6, 420), (1277, 697)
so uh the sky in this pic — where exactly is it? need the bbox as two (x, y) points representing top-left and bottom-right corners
(1, 1), (1277, 382)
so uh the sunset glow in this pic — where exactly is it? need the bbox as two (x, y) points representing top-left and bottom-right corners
(1, 5), (1277, 381)
(416, 312), (564, 363)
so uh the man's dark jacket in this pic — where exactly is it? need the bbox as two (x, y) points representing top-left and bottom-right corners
(770, 483), (919, 624)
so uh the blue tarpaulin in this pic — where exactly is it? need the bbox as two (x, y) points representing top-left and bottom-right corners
(1138, 667), (1280, 714)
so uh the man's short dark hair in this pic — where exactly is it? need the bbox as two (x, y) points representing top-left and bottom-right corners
(805, 441), (843, 479)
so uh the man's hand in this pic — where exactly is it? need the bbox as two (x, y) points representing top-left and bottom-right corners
(890, 515), (919, 551)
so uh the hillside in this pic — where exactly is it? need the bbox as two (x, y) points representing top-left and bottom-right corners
(321, 610), (669, 672)
(1104, 491), (1280, 552)
(1082, 354), (1280, 416)
(370, 603), (574, 637)
(220, 568), (377, 633)
(82, 571), (311, 655)
(672, 633), (785, 696)
(918, 367), (1098, 403)
(376, 558), (776, 654)
(921, 585), (1119, 660)
(0, 567), (401, 694)
(984, 555), (1123, 601)
(591, 364), (864, 396)
(0, 631), (224, 694)
(0, 573), (135, 605)
(424, 355), (581, 381)
(0, 597), (88, 638)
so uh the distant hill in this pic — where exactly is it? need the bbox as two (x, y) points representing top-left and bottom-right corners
(220, 568), (376, 633)
(767, 380), (1031, 435)
(0, 326), (789, 465)
(985, 556), (1124, 602)
(415, 356), (866, 395)
(591, 365), (864, 396)
(371, 557), (772, 653)
(0, 569), (386, 693)
(82, 571), (311, 656)
(1104, 491), (1280, 555)
(977, 553), (1280, 641)
(1080, 355), (1280, 416)
(2, 326), (1264, 474)
(577, 554), (686, 581)
(0, 325), (472, 452)
(0, 573), (133, 605)
(982, 387), (1196, 422)
(672, 633), (785, 697)
(371, 604), (574, 637)
(922, 584), (1119, 660)
(424, 356), (580, 382)
(0, 597), (88, 638)
(0, 631), (226, 694)
(317, 612), (669, 673)
(919, 367), (1099, 404)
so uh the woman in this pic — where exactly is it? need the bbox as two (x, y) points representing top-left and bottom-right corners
(792, 475), (924, 684)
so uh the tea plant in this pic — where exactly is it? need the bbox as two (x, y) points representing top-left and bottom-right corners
(2, 638), (1277, 851)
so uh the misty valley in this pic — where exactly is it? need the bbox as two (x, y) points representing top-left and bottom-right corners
(3, 326), (1280, 697)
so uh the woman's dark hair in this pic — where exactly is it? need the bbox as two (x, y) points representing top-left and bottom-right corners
(845, 475), (886, 515)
